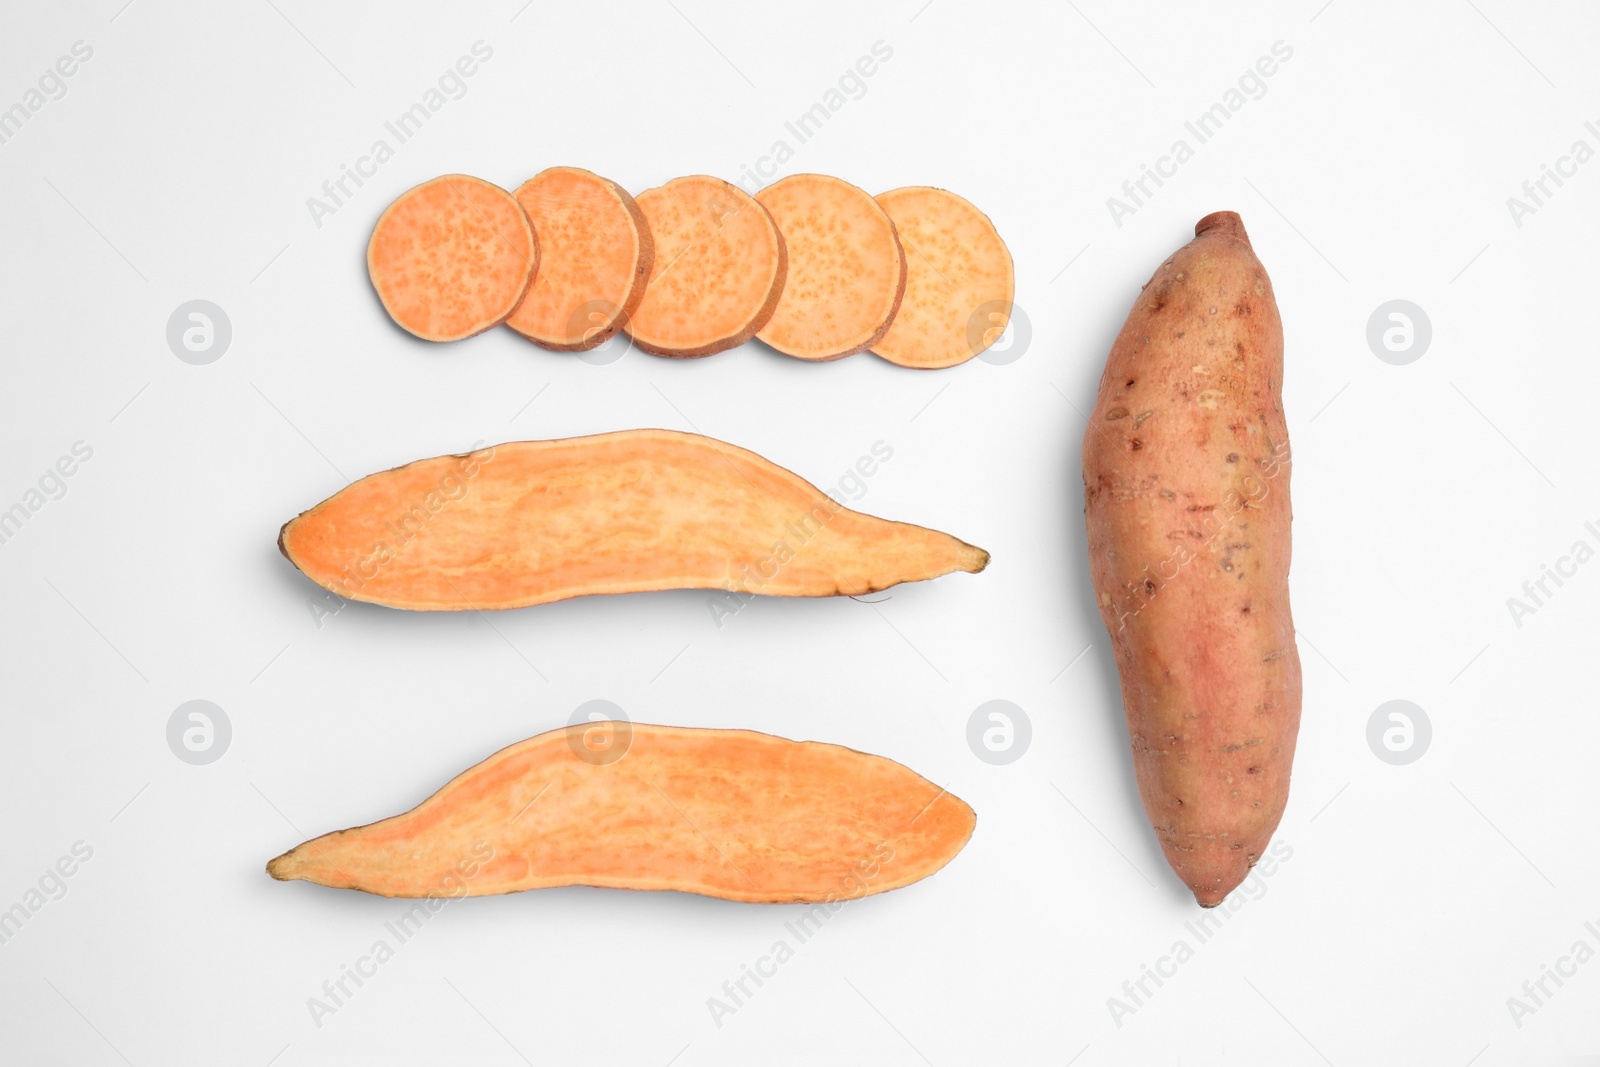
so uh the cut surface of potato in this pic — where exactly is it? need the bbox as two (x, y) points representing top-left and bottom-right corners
(279, 429), (988, 611)
(267, 722), (977, 903)
(755, 173), (906, 361)
(626, 175), (786, 357)
(367, 174), (538, 342)
(871, 186), (1013, 369)
(505, 166), (654, 351)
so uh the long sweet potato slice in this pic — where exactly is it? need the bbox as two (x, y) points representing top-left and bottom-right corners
(754, 174), (906, 361)
(504, 167), (654, 351)
(367, 174), (539, 342)
(267, 723), (976, 903)
(871, 187), (1014, 369)
(625, 175), (786, 357)
(278, 429), (987, 610)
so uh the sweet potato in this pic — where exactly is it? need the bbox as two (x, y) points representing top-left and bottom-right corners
(1081, 211), (1300, 907)
(504, 167), (654, 351)
(267, 722), (975, 903)
(871, 187), (1013, 369)
(367, 174), (538, 342)
(278, 429), (987, 610)
(754, 174), (906, 361)
(625, 175), (786, 357)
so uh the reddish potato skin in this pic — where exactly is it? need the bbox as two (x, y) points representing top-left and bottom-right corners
(1082, 211), (1301, 907)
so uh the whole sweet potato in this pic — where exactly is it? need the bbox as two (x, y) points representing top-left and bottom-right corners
(1082, 211), (1301, 907)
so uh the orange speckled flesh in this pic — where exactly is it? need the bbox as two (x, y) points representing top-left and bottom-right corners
(504, 166), (653, 351)
(870, 187), (1013, 369)
(278, 429), (988, 611)
(756, 173), (906, 361)
(625, 175), (786, 357)
(267, 723), (976, 903)
(366, 174), (538, 342)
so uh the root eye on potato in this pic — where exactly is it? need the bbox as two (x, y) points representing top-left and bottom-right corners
(1082, 211), (1301, 908)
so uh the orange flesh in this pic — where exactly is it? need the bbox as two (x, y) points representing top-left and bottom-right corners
(278, 429), (987, 610)
(871, 187), (1014, 369)
(755, 174), (906, 361)
(505, 167), (654, 350)
(366, 174), (538, 342)
(267, 723), (976, 903)
(626, 176), (786, 357)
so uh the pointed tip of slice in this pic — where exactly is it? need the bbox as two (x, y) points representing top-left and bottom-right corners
(963, 543), (990, 574)
(266, 851), (298, 882)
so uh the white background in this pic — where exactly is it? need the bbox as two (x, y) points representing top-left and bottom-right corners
(2, 1), (1596, 1063)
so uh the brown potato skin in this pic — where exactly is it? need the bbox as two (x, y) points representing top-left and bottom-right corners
(1082, 211), (1300, 907)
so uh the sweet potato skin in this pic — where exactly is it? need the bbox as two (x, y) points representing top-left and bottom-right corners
(1082, 211), (1300, 907)
(266, 723), (976, 904)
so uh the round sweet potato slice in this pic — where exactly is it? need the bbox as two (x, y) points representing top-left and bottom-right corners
(754, 174), (906, 361)
(870, 187), (1014, 369)
(626, 175), (786, 358)
(504, 167), (654, 351)
(367, 174), (538, 342)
